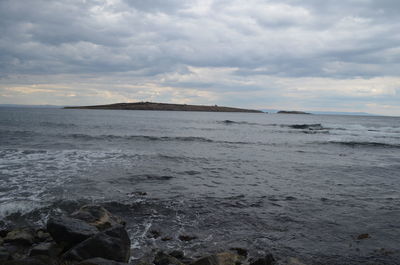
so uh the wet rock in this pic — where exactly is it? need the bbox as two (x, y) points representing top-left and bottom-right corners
(63, 225), (130, 262)
(357, 233), (370, 240)
(47, 216), (98, 248)
(71, 204), (125, 231)
(29, 242), (61, 257)
(4, 228), (35, 245)
(178, 234), (197, 241)
(191, 252), (241, 265)
(148, 229), (161, 239)
(77, 257), (129, 265)
(230, 248), (248, 258)
(169, 250), (184, 259)
(154, 251), (184, 265)
(249, 253), (275, 265)
(0, 246), (10, 261)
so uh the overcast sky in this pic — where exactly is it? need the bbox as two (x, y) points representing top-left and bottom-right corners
(0, 0), (399, 115)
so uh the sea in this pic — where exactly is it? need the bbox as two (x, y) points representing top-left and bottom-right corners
(0, 107), (399, 264)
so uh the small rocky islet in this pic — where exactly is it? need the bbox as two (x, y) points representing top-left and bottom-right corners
(0, 205), (275, 265)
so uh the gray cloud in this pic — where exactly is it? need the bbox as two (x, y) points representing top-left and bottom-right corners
(0, 0), (399, 114)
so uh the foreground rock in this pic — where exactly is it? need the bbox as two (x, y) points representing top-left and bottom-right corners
(47, 216), (98, 248)
(63, 225), (130, 262)
(0, 204), (278, 265)
(71, 204), (125, 231)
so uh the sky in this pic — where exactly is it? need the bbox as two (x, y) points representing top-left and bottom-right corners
(0, 0), (399, 115)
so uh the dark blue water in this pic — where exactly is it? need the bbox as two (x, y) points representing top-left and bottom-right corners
(1, 108), (399, 264)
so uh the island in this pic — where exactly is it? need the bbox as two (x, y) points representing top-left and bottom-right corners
(277, 110), (311, 114)
(64, 102), (263, 113)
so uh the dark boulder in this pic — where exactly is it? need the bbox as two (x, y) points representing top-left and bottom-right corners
(63, 225), (130, 262)
(77, 257), (129, 265)
(71, 204), (125, 231)
(46, 216), (98, 248)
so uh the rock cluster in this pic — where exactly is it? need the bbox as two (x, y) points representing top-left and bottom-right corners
(0, 205), (130, 265)
(0, 205), (275, 265)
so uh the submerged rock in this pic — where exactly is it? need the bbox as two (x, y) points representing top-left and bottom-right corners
(63, 225), (130, 262)
(178, 234), (197, 241)
(47, 216), (98, 248)
(71, 204), (125, 231)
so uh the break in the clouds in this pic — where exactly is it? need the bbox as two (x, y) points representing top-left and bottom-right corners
(0, 0), (399, 115)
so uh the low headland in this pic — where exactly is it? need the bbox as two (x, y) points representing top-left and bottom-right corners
(0, 204), (274, 265)
(64, 102), (263, 113)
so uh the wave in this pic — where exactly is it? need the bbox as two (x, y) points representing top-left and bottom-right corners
(39, 121), (77, 128)
(65, 133), (253, 145)
(286, 124), (324, 130)
(218, 120), (260, 126)
(327, 141), (400, 148)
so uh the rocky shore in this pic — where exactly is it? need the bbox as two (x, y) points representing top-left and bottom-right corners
(0, 205), (275, 265)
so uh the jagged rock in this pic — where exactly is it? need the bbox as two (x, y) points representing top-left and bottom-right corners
(29, 242), (61, 257)
(249, 253), (275, 265)
(191, 252), (241, 265)
(154, 251), (185, 265)
(0, 246), (10, 261)
(47, 216), (98, 248)
(4, 228), (35, 245)
(63, 225), (130, 262)
(71, 205), (125, 231)
(77, 257), (129, 265)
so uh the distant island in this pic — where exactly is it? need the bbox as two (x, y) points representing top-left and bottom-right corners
(64, 102), (263, 113)
(277, 110), (311, 114)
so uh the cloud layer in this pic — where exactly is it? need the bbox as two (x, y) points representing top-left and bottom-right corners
(1, 0), (399, 115)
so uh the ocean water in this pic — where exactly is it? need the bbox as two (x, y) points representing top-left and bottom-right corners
(0, 108), (399, 264)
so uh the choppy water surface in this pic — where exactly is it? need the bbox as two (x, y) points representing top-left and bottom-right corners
(1, 108), (399, 264)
